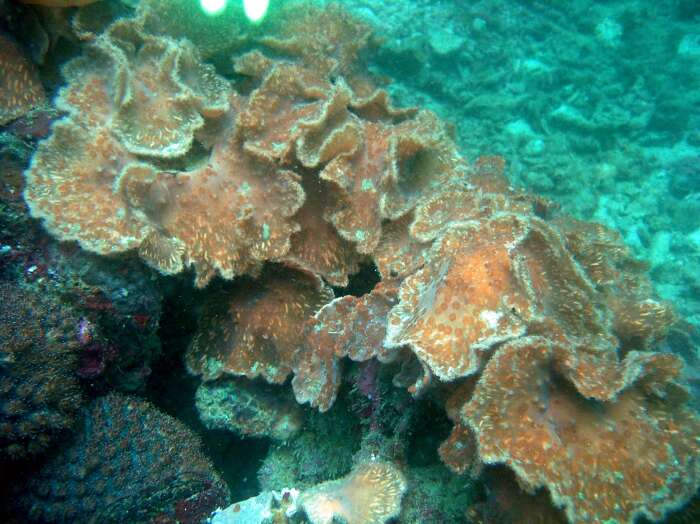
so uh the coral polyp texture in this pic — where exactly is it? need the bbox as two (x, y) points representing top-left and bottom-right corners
(19, 394), (229, 523)
(299, 461), (407, 524)
(292, 282), (398, 411)
(0, 34), (45, 126)
(211, 461), (407, 524)
(195, 377), (302, 441)
(19, 1), (700, 522)
(463, 337), (700, 524)
(0, 282), (82, 462)
(186, 268), (334, 384)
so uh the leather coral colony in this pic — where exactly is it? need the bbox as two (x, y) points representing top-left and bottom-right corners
(23, 1), (699, 523)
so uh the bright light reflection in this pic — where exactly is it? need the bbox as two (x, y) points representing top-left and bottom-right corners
(243, 0), (270, 23)
(200, 0), (226, 16)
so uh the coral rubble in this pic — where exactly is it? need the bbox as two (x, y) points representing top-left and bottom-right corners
(210, 488), (303, 524)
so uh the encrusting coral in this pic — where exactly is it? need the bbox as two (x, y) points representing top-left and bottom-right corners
(0, 282), (82, 462)
(195, 376), (303, 441)
(21, 1), (700, 522)
(19, 393), (229, 523)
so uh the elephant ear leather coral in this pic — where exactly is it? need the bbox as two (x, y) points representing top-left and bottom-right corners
(186, 268), (333, 384)
(23, 18), (229, 252)
(462, 337), (700, 524)
(233, 50), (336, 164)
(292, 282), (399, 411)
(23, 0), (467, 291)
(24, 16), (309, 287)
(299, 461), (407, 524)
(233, 47), (463, 256)
(554, 217), (676, 350)
(320, 109), (460, 255)
(385, 214), (537, 381)
(282, 171), (364, 287)
(119, 131), (306, 285)
(20, 2), (700, 522)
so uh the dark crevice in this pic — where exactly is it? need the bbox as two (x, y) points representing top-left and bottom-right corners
(331, 260), (381, 298)
(145, 279), (269, 502)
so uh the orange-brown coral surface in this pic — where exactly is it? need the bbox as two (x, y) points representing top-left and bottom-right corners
(0, 34), (45, 126)
(186, 267), (333, 384)
(463, 337), (700, 524)
(300, 461), (407, 524)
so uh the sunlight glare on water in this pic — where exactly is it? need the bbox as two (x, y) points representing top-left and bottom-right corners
(243, 0), (270, 23)
(200, 0), (226, 16)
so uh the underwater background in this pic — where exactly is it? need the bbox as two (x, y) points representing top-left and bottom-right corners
(0, 0), (699, 523)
